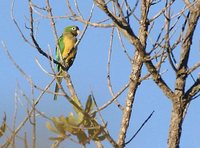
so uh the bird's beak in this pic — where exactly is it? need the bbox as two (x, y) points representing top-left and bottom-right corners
(77, 30), (81, 35)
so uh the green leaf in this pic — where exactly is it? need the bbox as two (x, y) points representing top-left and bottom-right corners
(76, 130), (88, 145)
(85, 95), (94, 113)
(88, 127), (101, 138)
(51, 116), (65, 135)
(49, 136), (65, 141)
(66, 113), (76, 125)
(46, 93), (108, 145)
(71, 96), (84, 122)
(0, 113), (6, 137)
(93, 134), (106, 141)
(46, 122), (59, 134)
(87, 122), (106, 141)
(72, 96), (82, 114)
(65, 113), (79, 134)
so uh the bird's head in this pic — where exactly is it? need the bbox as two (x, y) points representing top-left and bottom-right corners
(64, 26), (80, 37)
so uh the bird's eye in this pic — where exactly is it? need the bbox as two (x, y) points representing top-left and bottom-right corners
(72, 27), (76, 30)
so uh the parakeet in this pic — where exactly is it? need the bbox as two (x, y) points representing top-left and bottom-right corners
(54, 25), (80, 100)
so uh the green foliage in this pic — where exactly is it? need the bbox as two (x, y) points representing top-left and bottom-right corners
(0, 113), (6, 138)
(46, 95), (106, 145)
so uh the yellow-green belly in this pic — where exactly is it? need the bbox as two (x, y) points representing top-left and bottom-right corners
(62, 36), (76, 63)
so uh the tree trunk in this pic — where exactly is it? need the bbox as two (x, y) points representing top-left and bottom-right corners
(168, 101), (187, 148)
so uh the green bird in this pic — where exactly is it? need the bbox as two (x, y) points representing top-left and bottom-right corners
(54, 25), (80, 100)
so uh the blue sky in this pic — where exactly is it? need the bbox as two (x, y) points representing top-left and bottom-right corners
(0, 1), (200, 148)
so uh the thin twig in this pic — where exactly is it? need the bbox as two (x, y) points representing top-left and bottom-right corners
(31, 84), (36, 148)
(92, 82), (129, 114)
(125, 111), (155, 146)
(11, 0), (34, 47)
(28, 0), (64, 69)
(11, 86), (20, 148)
(24, 132), (28, 148)
(1, 79), (54, 147)
(107, 27), (124, 111)
(116, 29), (132, 61)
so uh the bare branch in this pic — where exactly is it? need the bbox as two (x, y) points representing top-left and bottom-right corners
(185, 77), (200, 100)
(107, 27), (124, 111)
(1, 78), (54, 147)
(187, 62), (200, 75)
(11, 0), (34, 47)
(73, 16), (114, 28)
(164, 1), (177, 72)
(149, 0), (175, 22)
(118, 50), (143, 147)
(175, 3), (200, 98)
(116, 29), (132, 62)
(124, 0), (140, 22)
(92, 82), (129, 114)
(28, 0), (64, 69)
(125, 110), (155, 146)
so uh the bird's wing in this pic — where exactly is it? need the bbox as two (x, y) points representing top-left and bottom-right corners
(56, 34), (65, 71)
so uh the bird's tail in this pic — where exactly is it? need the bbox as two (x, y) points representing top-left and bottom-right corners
(54, 77), (62, 100)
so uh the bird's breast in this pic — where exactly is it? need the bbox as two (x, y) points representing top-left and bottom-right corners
(62, 36), (77, 62)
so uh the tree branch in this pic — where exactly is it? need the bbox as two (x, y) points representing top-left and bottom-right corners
(28, 0), (64, 69)
(185, 77), (200, 100)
